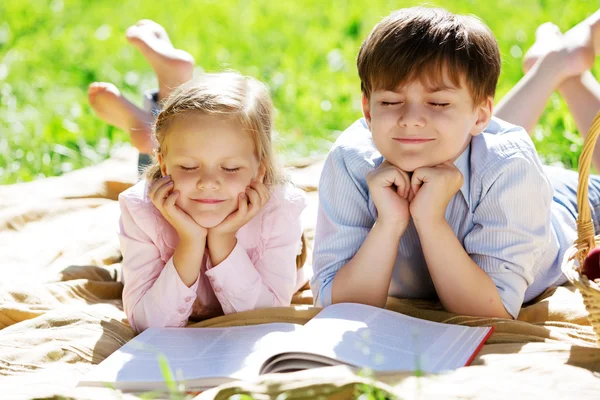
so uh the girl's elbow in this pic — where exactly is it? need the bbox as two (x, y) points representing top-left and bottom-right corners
(273, 289), (294, 307)
(270, 285), (296, 308)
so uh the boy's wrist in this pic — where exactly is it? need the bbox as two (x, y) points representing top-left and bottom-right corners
(413, 215), (447, 233)
(374, 218), (408, 237)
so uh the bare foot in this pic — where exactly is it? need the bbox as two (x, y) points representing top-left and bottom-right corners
(560, 13), (597, 73)
(568, 9), (600, 56)
(126, 20), (195, 101)
(523, 22), (595, 83)
(88, 82), (155, 154)
(592, 10), (600, 55)
(522, 23), (562, 74)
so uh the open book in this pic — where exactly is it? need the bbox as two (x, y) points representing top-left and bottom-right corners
(80, 303), (493, 391)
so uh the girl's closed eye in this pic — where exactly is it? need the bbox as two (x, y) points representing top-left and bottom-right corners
(222, 166), (241, 173)
(428, 102), (450, 108)
(381, 101), (403, 106)
(180, 165), (198, 171)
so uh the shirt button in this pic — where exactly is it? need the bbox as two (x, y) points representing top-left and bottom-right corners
(214, 287), (222, 293)
(184, 296), (192, 302)
(178, 307), (186, 314)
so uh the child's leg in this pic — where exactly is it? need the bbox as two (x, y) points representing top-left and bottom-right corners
(88, 21), (195, 163)
(545, 166), (600, 240)
(126, 20), (195, 101)
(521, 23), (563, 74)
(556, 73), (600, 170)
(555, 11), (600, 170)
(563, 9), (600, 57)
(494, 23), (594, 134)
(88, 82), (155, 155)
(548, 163), (600, 235)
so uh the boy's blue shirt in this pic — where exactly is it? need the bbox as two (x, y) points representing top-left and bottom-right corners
(311, 116), (573, 318)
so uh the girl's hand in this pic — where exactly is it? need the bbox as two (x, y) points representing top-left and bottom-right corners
(208, 179), (270, 240)
(149, 175), (207, 243)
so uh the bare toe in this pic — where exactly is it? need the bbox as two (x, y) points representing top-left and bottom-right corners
(124, 21), (195, 100)
(535, 22), (561, 40)
(88, 82), (121, 106)
(88, 82), (154, 153)
(126, 19), (172, 47)
(523, 22), (563, 74)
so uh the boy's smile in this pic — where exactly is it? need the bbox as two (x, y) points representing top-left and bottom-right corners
(362, 73), (492, 172)
(392, 138), (435, 144)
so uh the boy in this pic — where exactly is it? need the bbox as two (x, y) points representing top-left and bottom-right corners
(311, 6), (576, 319)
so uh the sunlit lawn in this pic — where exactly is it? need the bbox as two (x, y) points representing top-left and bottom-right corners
(1, 0), (599, 184)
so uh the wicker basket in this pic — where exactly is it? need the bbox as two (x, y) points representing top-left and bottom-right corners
(561, 112), (600, 345)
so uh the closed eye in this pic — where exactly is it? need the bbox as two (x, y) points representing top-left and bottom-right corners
(381, 101), (402, 106)
(180, 166), (197, 171)
(222, 167), (241, 173)
(429, 102), (449, 107)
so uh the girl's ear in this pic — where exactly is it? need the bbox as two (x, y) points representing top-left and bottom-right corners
(158, 153), (167, 177)
(257, 162), (267, 183)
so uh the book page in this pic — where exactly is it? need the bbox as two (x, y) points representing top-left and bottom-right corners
(80, 323), (302, 389)
(291, 303), (491, 374)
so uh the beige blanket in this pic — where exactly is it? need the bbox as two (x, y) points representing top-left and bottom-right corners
(1, 149), (599, 399)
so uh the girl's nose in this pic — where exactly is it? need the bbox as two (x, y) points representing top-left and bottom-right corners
(196, 171), (220, 190)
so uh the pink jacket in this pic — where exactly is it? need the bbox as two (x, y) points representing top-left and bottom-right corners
(118, 180), (307, 332)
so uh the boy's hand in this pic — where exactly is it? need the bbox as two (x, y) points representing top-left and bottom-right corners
(208, 179), (270, 241)
(409, 161), (463, 225)
(149, 176), (207, 243)
(367, 161), (411, 232)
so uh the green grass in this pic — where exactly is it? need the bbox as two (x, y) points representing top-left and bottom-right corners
(1, 0), (599, 184)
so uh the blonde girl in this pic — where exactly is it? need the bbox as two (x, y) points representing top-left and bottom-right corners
(118, 72), (307, 332)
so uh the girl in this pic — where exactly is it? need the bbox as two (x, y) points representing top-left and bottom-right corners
(118, 72), (307, 332)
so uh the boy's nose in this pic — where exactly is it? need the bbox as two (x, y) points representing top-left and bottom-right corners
(398, 104), (426, 128)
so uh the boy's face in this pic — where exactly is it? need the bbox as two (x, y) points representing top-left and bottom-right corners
(362, 74), (492, 172)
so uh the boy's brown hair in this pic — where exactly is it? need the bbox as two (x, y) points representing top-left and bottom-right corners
(357, 6), (501, 106)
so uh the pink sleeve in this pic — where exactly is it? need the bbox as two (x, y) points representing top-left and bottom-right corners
(119, 197), (200, 332)
(205, 193), (306, 314)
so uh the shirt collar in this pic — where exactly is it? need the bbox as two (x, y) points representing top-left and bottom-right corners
(453, 143), (471, 205)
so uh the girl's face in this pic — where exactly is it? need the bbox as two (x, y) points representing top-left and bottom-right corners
(158, 113), (265, 228)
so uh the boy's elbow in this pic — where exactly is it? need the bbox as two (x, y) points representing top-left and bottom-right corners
(485, 307), (513, 320)
(497, 307), (514, 320)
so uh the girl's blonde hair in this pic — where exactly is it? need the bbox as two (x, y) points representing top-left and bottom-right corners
(145, 71), (286, 188)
